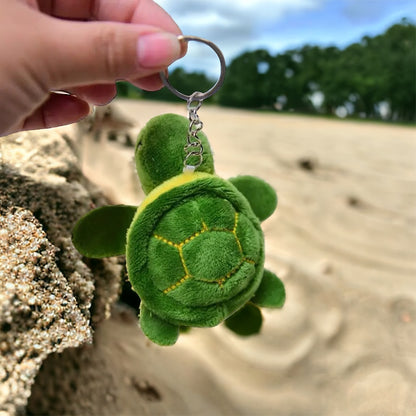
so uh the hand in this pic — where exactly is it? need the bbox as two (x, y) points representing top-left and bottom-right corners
(0, 0), (183, 136)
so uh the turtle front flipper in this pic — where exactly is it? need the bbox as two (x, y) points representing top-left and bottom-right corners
(252, 269), (286, 308)
(140, 304), (179, 346)
(72, 205), (137, 258)
(224, 303), (263, 336)
(229, 176), (277, 221)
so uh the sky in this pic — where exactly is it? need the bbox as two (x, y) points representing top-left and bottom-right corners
(155, 0), (415, 78)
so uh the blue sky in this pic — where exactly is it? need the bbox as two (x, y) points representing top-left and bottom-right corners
(156, 0), (415, 77)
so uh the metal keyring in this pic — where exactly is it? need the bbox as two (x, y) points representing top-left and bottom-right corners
(160, 35), (226, 101)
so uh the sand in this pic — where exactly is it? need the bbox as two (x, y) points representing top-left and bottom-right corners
(78, 99), (416, 416)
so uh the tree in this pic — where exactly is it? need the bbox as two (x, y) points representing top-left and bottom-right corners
(218, 50), (275, 108)
(140, 68), (216, 103)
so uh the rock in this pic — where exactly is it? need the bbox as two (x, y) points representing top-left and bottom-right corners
(0, 129), (121, 415)
(0, 208), (91, 415)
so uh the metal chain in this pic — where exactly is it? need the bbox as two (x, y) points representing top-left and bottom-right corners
(159, 36), (226, 172)
(183, 92), (205, 171)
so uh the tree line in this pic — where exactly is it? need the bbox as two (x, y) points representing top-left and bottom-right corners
(117, 20), (415, 122)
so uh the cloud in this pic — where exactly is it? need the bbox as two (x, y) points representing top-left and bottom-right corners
(343, 0), (393, 22)
(342, 0), (416, 24)
(157, 0), (324, 33)
(156, 0), (325, 75)
(157, 0), (323, 18)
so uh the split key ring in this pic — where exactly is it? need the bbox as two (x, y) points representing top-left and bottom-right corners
(159, 35), (226, 102)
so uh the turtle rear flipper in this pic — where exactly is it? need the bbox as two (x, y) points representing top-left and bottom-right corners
(72, 205), (137, 258)
(224, 303), (263, 336)
(252, 269), (285, 308)
(140, 304), (179, 346)
(229, 176), (277, 222)
(225, 270), (285, 337)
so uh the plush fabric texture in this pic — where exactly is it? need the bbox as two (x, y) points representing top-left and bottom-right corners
(126, 173), (265, 330)
(72, 205), (137, 258)
(140, 303), (179, 346)
(135, 114), (215, 194)
(224, 302), (263, 336)
(229, 176), (278, 222)
(252, 269), (286, 308)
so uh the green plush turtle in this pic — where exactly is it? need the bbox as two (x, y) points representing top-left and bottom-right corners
(72, 114), (285, 346)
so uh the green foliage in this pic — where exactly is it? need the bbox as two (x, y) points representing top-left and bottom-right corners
(141, 68), (217, 103)
(380, 22), (416, 121)
(217, 19), (415, 122)
(218, 50), (276, 108)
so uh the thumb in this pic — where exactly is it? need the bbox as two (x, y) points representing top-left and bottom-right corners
(39, 20), (182, 89)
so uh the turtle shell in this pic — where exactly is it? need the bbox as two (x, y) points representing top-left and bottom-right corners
(126, 172), (264, 328)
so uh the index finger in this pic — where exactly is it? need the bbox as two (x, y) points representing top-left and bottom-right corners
(37, 0), (181, 34)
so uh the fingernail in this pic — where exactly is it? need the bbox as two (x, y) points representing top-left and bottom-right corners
(137, 33), (181, 68)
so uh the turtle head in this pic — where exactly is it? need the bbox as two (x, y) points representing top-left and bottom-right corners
(135, 113), (215, 194)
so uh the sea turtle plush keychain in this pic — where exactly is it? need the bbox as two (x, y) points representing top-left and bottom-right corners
(73, 36), (285, 346)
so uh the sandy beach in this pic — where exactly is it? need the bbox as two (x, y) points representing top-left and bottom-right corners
(77, 99), (416, 416)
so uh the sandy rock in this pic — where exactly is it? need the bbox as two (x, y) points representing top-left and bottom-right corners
(0, 208), (91, 415)
(0, 130), (121, 415)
